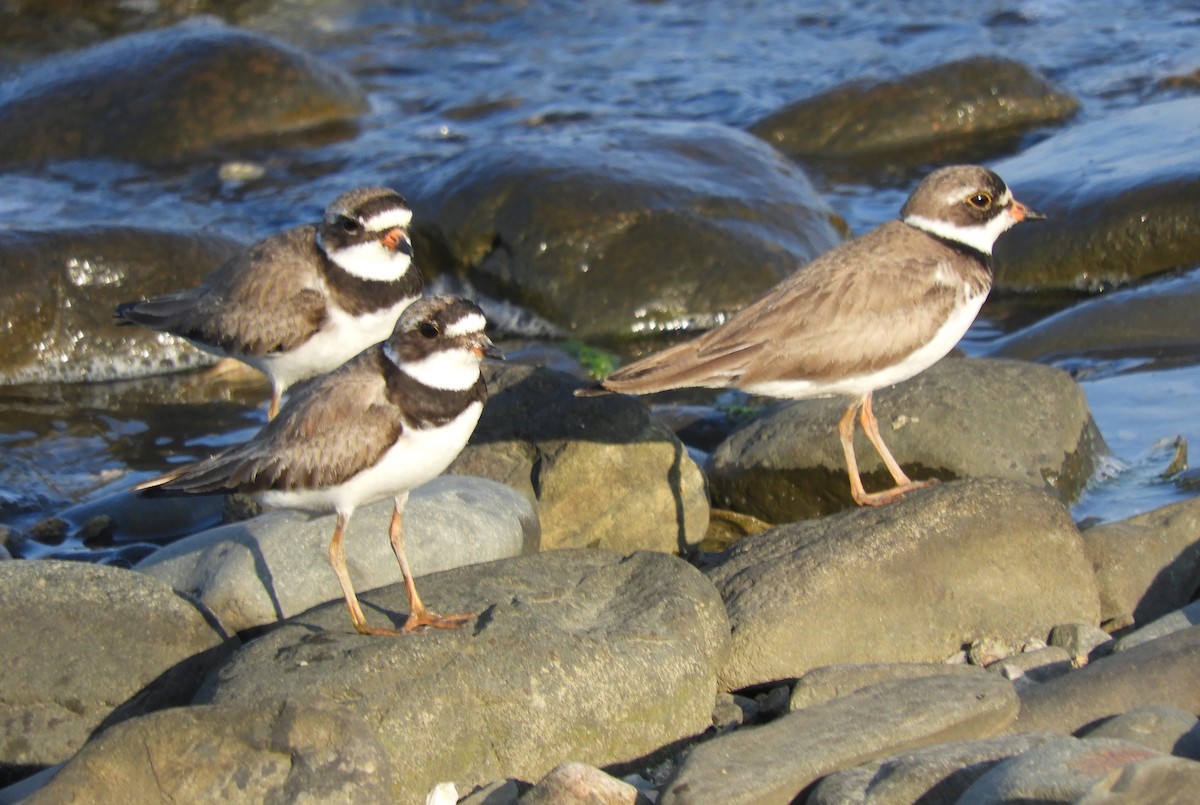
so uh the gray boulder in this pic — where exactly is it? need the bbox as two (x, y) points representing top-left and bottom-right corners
(1007, 625), (1200, 736)
(21, 700), (395, 805)
(411, 119), (843, 340)
(707, 356), (1102, 522)
(960, 736), (1200, 803)
(1079, 497), (1200, 629)
(808, 733), (1058, 805)
(749, 57), (1078, 169)
(0, 560), (232, 785)
(197, 549), (730, 803)
(1081, 705), (1200, 760)
(659, 672), (1018, 805)
(704, 478), (1100, 691)
(136, 475), (539, 634)
(993, 97), (1200, 290)
(451, 364), (709, 553)
(0, 19), (366, 165)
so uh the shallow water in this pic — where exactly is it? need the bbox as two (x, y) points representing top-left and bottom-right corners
(2, 0), (1199, 557)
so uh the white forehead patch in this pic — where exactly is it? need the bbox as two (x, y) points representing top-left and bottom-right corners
(444, 312), (487, 338)
(363, 206), (413, 233)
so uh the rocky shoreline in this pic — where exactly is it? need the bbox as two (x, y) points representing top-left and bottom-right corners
(2, 6), (1200, 804)
(4, 358), (1200, 802)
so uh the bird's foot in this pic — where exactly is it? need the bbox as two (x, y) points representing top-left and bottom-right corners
(400, 608), (474, 633)
(854, 478), (939, 507)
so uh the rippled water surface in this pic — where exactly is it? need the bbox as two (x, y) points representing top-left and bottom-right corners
(2, 0), (1199, 556)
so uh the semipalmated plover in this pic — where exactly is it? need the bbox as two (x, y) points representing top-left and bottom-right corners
(116, 186), (422, 419)
(581, 165), (1043, 506)
(138, 296), (502, 635)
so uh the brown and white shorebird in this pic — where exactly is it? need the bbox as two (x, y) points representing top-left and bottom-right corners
(116, 186), (421, 419)
(581, 165), (1043, 506)
(138, 296), (502, 635)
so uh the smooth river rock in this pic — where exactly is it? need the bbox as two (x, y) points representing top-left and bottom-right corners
(0, 560), (232, 786)
(659, 672), (1018, 805)
(707, 356), (1102, 522)
(704, 478), (1100, 691)
(136, 475), (539, 634)
(1078, 496), (1200, 629)
(451, 364), (709, 553)
(20, 700), (396, 805)
(411, 118), (844, 340)
(0, 19), (366, 165)
(749, 56), (1078, 169)
(197, 549), (730, 803)
(960, 736), (1200, 803)
(808, 732), (1059, 805)
(1007, 624), (1200, 736)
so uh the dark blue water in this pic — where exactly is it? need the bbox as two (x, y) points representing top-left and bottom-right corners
(2, 0), (1199, 554)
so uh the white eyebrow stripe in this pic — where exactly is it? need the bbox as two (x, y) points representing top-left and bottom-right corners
(363, 206), (413, 232)
(444, 312), (487, 338)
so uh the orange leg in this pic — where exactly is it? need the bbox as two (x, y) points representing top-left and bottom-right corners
(388, 492), (473, 633)
(327, 511), (401, 635)
(837, 392), (937, 507)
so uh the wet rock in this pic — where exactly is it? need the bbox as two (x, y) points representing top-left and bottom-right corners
(0, 560), (233, 785)
(411, 119), (844, 340)
(659, 672), (1018, 805)
(1081, 705), (1200, 760)
(451, 364), (709, 553)
(0, 227), (243, 385)
(21, 700), (395, 805)
(136, 475), (538, 634)
(1078, 497), (1200, 629)
(518, 762), (647, 805)
(993, 97), (1200, 290)
(1007, 625), (1200, 735)
(0, 19), (366, 165)
(748, 57), (1078, 170)
(789, 663), (988, 712)
(707, 356), (1101, 523)
(704, 478), (1100, 691)
(959, 736), (1196, 803)
(197, 550), (730, 804)
(808, 733), (1058, 805)
(990, 269), (1200, 365)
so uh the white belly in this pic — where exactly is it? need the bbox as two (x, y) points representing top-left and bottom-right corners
(257, 401), (483, 516)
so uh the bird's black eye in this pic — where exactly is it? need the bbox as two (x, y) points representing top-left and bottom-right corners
(418, 321), (440, 339)
(340, 217), (362, 234)
(967, 192), (993, 210)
